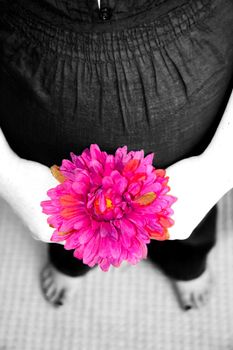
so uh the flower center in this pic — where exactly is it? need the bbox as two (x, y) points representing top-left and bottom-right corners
(94, 196), (113, 214)
(87, 188), (129, 221)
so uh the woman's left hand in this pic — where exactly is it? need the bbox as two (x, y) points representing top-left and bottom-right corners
(166, 153), (232, 240)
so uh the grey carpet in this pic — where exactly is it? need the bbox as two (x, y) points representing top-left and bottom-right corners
(0, 190), (233, 350)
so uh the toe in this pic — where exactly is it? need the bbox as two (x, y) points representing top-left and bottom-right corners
(191, 292), (201, 309)
(172, 268), (213, 310)
(44, 285), (58, 303)
(41, 277), (57, 303)
(199, 289), (210, 306)
(41, 264), (52, 279)
(54, 288), (66, 307)
(42, 275), (53, 289)
(179, 293), (193, 310)
(40, 265), (59, 306)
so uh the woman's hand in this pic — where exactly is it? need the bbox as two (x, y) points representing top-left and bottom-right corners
(0, 128), (59, 242)
(166, 155), (211, 240)
(166, 151), (233, 241)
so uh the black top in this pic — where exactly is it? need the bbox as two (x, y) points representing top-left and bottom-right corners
(0, 0), (233, 169)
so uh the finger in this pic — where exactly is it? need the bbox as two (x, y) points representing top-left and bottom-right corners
(168, 226), (192, 240)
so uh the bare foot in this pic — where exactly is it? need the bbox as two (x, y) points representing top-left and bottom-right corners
(40, 263), (82, 307)
(172, 268), (213, 310)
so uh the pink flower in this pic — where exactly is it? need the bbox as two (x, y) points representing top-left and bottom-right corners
(41, 145), (176, 271)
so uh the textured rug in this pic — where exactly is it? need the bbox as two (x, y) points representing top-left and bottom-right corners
(0, 190), (233, 350)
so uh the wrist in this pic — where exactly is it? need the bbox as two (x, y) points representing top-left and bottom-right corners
(200, 147), (233, 199)
(0, 151), (22, 200)
(0, 128), (20, 177)
(201, 90), (233, 189)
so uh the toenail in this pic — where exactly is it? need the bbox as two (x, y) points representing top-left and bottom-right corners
(46, 287), (57, 299)
(42, 267), (51, 277)
(184, 305), (192, 310)
(43, 279), (53, 289)
(54, 300), (63, 307)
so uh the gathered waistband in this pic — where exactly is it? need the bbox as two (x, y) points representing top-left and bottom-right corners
(14, 0), (171, 24)
(1, 0), (213, 62)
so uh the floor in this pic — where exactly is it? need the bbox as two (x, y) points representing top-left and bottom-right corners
(0, 190), (233, 350)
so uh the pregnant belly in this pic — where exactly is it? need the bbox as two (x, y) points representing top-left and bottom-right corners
(0, 62), (232, 170)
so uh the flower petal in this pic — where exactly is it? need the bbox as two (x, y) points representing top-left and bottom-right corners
(51, 229), (73, 242)
(120, 218), (136, 237)
(102, 176), (114, 189)
(110, 239), (121, 259)
(98, 236), (111, 258)
(73, 244), (85, 260)
(73, 215), (91, 231)
(99, 222), (111, 237)
(83, 234), (100, 265)
(78, 227), (96, 244)
(72, 181), (89, 194)
(99, 258), (111, 272)
(90, 144), (102, 160)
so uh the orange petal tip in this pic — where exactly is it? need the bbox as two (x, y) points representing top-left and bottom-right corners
(57, 231), (69, 236)
(155, 169), (166, 177)
(50, 165), (66, 183)
(133, 192), (157, 206)
(123, 159), (140, 173)
(149, 228), (170, 241)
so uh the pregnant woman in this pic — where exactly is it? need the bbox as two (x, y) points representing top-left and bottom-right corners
(0, 0), (233, 309)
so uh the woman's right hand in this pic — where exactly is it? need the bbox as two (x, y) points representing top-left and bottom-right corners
(0, 128), (61, 243)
